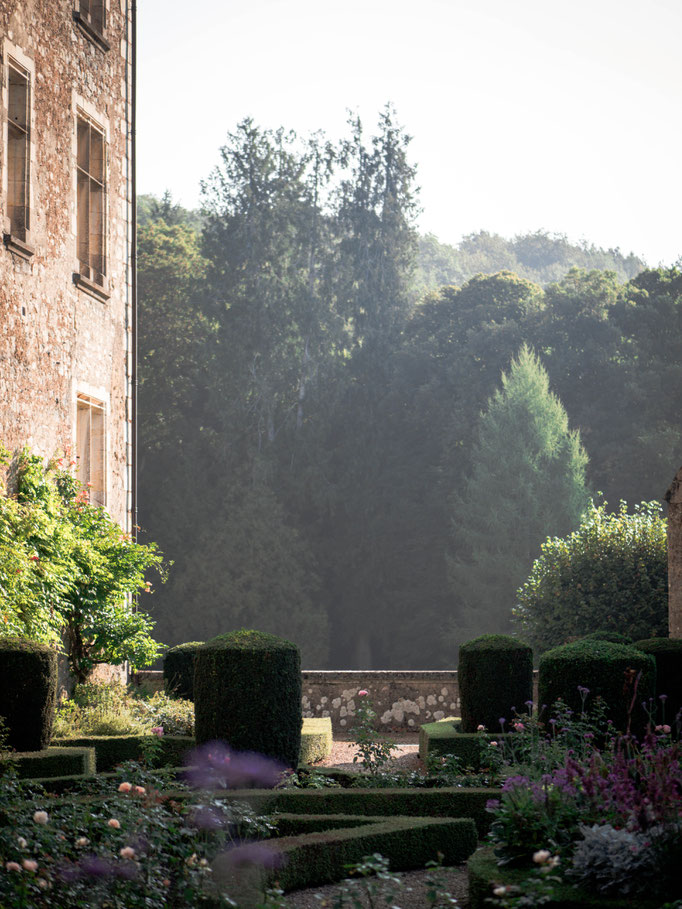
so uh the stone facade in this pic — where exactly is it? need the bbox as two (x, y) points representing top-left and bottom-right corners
(0, 0), (133, 530)
(665, 467), (682, 638)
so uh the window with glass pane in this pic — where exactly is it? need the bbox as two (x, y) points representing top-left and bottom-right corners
(7, 60), (30, 240)
(79, 0), (105, 33)
(77, 113), (106, 285)
(76, 394), (106, 506)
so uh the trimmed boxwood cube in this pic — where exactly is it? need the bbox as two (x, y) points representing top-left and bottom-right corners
(539, 639), (655, 736)
(458, 634), (533, 733)
(0, 638), (57, 751)
(163, 641), (204, 700)
(634, 637), (682, 732)
(194, 629), (302, 768)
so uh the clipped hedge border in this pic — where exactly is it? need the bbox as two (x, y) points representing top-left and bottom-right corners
(467, 846), (662, 909)
(274, 813), (378, 836)
(419, 721), (512, 768)
(216, 816), (478, 893)
(205, 786), (497, 836)
(12, 746), (96, 780)
(300, 717), (333, 765)
(52, 735), (194, 772)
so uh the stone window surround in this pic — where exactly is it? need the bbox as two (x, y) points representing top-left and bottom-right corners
(72, 92), (110, 302)
(1, 40), (36, 261)
(73, 0), (111, 53)
(74, 381), (110, 508)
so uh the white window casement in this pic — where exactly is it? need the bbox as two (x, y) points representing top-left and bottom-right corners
(73, 0), (110, 52)
(74, 108), (109, 300)
(2, 46), (35, 260)
(76, 393), (107, 507)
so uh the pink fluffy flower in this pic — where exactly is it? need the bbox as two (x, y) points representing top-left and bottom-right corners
(118, 782), (132, 793)
(358, 690), (369, 697)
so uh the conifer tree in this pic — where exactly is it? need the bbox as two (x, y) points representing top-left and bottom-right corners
(448, 345), (590, 645)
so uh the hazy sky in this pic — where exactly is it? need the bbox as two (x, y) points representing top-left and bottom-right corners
(137, 0), (681, 265)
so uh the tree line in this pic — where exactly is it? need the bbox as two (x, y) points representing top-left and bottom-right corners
(136, 109), (682, 668)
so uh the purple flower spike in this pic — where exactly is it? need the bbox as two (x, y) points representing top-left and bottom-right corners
(219, 842), (284, 870)
(525, 700), (533, 709)
(185, 742), (285, 790)
(499, 718), (506, 727)
(660, 694), (668, 702)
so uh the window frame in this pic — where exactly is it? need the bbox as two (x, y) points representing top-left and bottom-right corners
(73, 106), (110, 301)
(73, 0), (110, 52)
(2, 44), (35, 260)
(75, 392), (108, 508)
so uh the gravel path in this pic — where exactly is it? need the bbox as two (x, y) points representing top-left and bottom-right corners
(284, 735), (471, 907)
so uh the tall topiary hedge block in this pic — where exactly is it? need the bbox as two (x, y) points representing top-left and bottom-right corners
(539, 639), (655, 737)
(634, 638), (682, 731)
(163, 641), (204, 700)
(194, 629), (302, 768)
(0, 638), (57, 751)
(458, 634), (533, 733)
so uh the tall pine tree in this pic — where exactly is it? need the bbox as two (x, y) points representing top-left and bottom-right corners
(448, 345), (590, 647)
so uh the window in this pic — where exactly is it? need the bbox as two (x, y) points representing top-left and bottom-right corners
(78, 0), (105, 34)
(73, 1), (109, 50)
(76, 394), (106, 506)
(6, 58), (31, 244)
(76, 112), (106, 288)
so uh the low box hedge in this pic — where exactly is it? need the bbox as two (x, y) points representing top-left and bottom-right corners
(12, 746), (96, 780)
(52, 735), (194, 772)
(207, 786), (496, 836)
(467, 846), (662, 909)
(215, 815), (478, 893)
(419, 720), (512, 768)
(274, 813), (379, 836)
(300, 717), (333, 765)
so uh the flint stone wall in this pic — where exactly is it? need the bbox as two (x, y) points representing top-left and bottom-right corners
(133, 669), (540, 733)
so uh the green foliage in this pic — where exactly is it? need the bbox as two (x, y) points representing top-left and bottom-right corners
(414, 229), (645, 296)
(52, 734), (194, 772)
(538, 640), (656, 736)
(0, 450), (166, 683)
(0, 639), (57, 751)
(458, 635), (534, 734)
(514, 501), (668, 653)
(54, 683), (194, 739)
(163, 642), (204, 701)
(449, 348), (589, 643)
(194, 630), (302, 768)
(348, 693), (396, 776)
(633, 638), (682, 731)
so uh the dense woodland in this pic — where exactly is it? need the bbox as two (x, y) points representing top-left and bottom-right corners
(136, 111), (682, 669)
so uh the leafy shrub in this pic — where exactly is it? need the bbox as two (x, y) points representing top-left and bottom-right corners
(0, 754), (279, 908)
(194, 629), (302, 768)
(458, 634), (533, 733)
(0, 639), (57, 751)
(634, 638), (682, 733)
(163, 641), (203, 700)
(570, 823), (677, 897)
(538, 639), (655, 736)
(514, 500), (667, 653)
(54, 683), (194, 739)
(582, 630), (633, 645)
(0, 448), (166, 682)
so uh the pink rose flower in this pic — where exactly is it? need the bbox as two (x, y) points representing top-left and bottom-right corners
(119, 847), (136, 860)
(118, 782), (132, 793)
(134, 785), (146, 795)
(358, 690), (369, 697)
(22, 860), (38, 872)
(108, 818), (121, 829)
(5, 862), (21, 872)
(151, 726), (164, 736)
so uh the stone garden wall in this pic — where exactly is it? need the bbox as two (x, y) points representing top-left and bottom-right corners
(133, 669), (540, 733)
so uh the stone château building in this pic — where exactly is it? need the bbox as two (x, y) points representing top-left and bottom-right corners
(0, 0), (135, 531)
